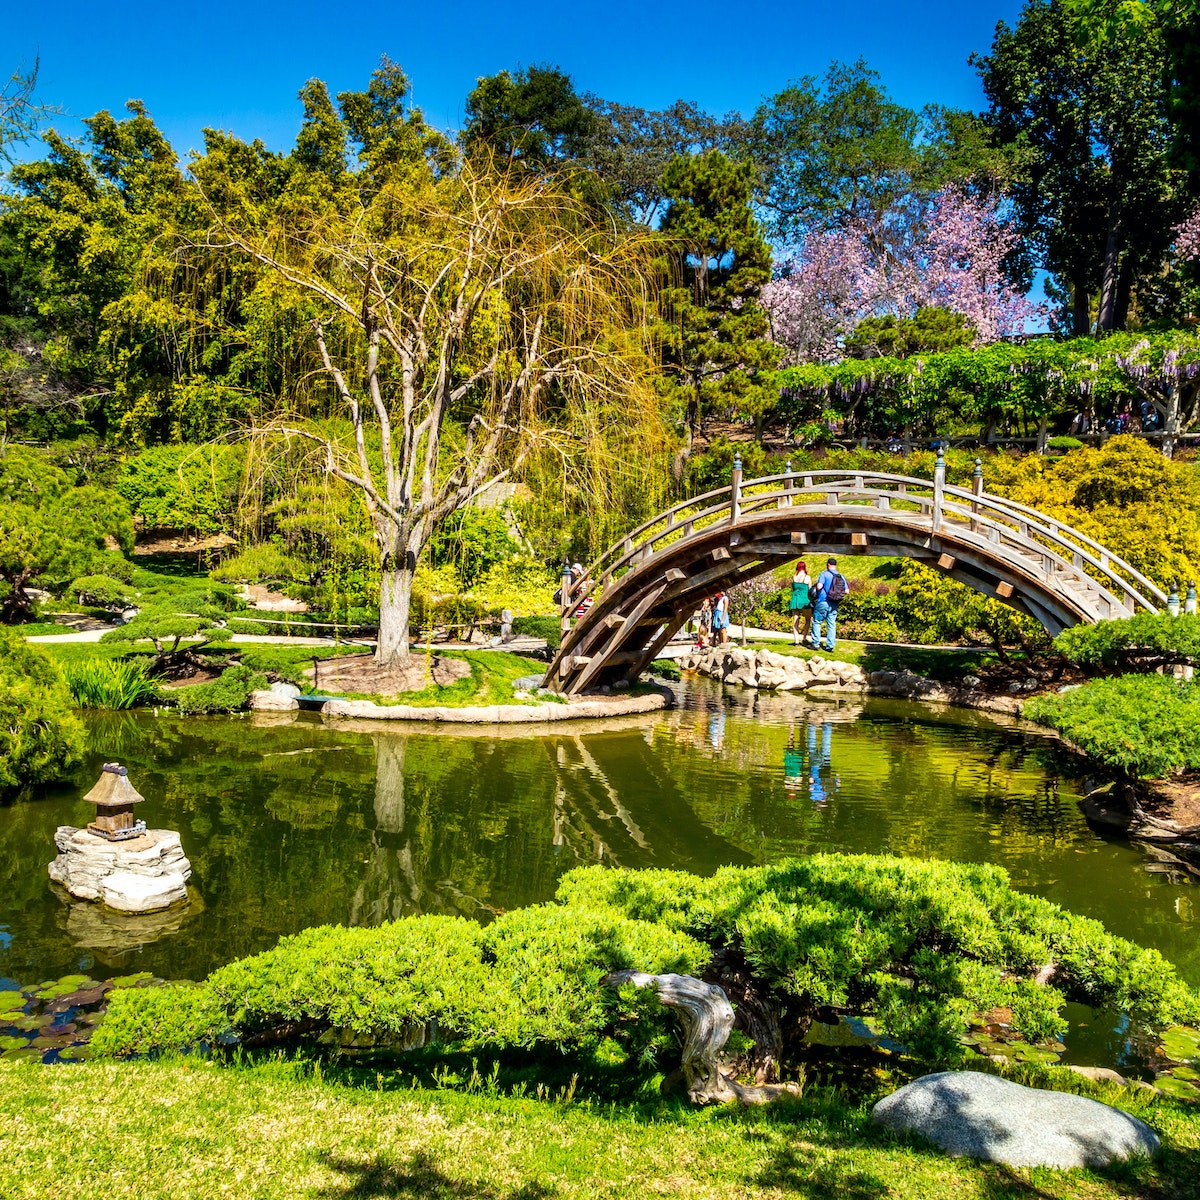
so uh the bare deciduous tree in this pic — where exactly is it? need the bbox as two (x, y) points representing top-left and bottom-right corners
(207, 161), (664, 664)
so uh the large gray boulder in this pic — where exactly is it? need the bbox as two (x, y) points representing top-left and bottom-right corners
(48, 826), (191, 913)
(872, 1071), (1160, 1170)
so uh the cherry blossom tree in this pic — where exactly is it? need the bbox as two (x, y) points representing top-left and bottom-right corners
(1175, 208), (1200, 262)
(763, 189), (1043, 363)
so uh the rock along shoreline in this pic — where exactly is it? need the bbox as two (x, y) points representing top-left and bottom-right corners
(250, 683), (675, 724)
(675, 645), (1026, 716)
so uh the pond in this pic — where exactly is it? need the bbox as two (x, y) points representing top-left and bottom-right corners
(1, 679), (1196, 1038)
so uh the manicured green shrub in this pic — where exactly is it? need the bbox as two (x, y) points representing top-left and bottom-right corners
(93, 856), (1199, 1071)
(512, 615), (561, 647)
(101, 582), (240, 673)
(558, 856), (1200, 1058)
(0, 628), (84, 794)
(1045, 436), (1083, 452)
(1024, 674), (1200, 778)
(65, 658), (160, 709)
(169, 665), (268, 715)
(69, 574), (134, 610)
(1053, 613), (1200, 673)
(94, 905), (706, 1059)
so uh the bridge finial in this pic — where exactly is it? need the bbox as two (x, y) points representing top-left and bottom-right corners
(1168, 581), (1181, 617)
(973, 457), (983, 478)
(733, 451), (742, 473)
(1188, 581), (1197, 616)
(785, 459), (792, 475)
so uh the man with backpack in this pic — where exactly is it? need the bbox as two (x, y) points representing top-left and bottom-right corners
(810, 557), (848, 652)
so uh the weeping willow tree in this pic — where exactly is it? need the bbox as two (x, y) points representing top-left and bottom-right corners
(203, 158), (668, 664)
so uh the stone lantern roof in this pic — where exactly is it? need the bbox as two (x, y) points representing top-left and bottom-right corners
(83, 763), (146, 809)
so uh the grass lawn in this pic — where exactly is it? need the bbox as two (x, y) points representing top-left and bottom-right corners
(292, 648), (549, 708)
(2, 1058), (1197, 1199)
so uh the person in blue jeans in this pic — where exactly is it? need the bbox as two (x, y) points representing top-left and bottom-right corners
(810, 557), (848, 651)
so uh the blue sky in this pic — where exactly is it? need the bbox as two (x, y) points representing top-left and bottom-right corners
(9, 0), (1025, 159)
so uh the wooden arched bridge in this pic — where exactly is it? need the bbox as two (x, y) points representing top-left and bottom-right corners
(544, 457), (1167, 695)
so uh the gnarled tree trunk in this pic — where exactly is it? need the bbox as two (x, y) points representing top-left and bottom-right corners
(603, 970), (802, 1105)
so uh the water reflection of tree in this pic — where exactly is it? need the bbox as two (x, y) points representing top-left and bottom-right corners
(8, 707), (1197, 990)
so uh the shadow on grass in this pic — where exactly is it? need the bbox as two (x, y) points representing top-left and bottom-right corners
(314, 1149), (556, 1199)
(749, 1138), (893, 1199)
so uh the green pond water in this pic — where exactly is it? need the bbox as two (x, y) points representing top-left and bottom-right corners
(1, 679), (1197, 1067)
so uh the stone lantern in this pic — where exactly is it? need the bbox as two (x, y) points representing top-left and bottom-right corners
(84, 762), (147, 841)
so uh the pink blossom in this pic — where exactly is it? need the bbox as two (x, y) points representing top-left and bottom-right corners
(1174, 208), (1200, 262)
(763, 189), (1045, 363)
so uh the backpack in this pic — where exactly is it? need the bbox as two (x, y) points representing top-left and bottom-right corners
(826, 572), (848, 605)
(552, 587), (563, 605)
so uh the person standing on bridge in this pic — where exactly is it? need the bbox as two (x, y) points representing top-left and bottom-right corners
(810, 558), (848, 652)
(789, 560), (813, 645)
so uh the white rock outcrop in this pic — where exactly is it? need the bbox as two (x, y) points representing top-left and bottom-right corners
(48, 826), (191, 913)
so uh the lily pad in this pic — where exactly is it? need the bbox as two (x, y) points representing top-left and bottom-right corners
(0, 1034), (29, 1051)
(48, 984), (109, 1009)
(1008, 1042), (1062, 1064)
(3, 1015), (41, 1032)
(1155, 1073), (1200, 1101)
(1161, 1026), (1200, 1064)
(106, 971), (154, 988)
(1172, 1065), (1200, 1083)
(56, 1044), (92, 1062)
(34, 975), (98, 1001)
(0, 1046), (44, 1062)
(0, 990), (25, 1011)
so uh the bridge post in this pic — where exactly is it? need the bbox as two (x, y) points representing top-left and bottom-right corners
(560, 558), (573, 636)
(730, 452), (743, 524)
(970, 458), (983, 531)
(785, 459), (793, 506)
(932, 446), (945, 534)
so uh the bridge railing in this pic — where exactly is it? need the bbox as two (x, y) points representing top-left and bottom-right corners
(570, 468), (1165, 622)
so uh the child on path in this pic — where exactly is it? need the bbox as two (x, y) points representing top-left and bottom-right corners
(810, 557), (848, 652)
(789, 560), (812, 645)
(696, 596), (712, 648)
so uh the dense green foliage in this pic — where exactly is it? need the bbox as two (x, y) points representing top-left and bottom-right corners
(976, 0), (1184, 332)
(562, 859), (1200, 1055)
(0, 628), (82, 793)
(166, 666), (268, 715)
(1025, 674), (1200, 778)
(114, 445), (244, 535)
(100, 579), (238, 673)
(93, 856), (1199, 1069)
(0, 444), (133, 622)
(776, 332), (1200, 445)
(94, 902), (704, 1062)
(657, 150), (780, 437)
(1054, 612), (1200, 672)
